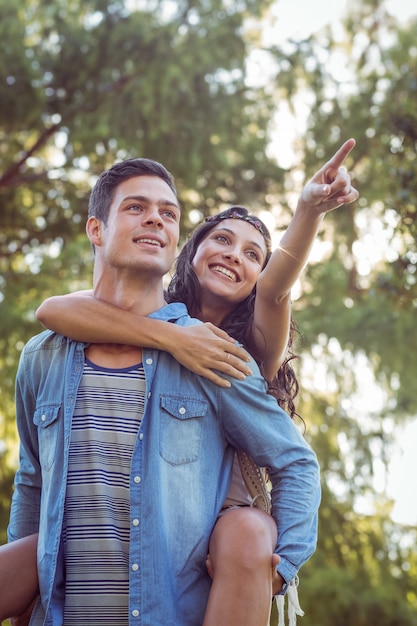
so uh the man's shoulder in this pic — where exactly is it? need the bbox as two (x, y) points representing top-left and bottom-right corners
(23, 328), (55, 348)
(22, 329), (78, 355)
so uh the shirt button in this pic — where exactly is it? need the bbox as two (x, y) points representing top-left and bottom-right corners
(134, 476), (141, 483)
(139, 433), (144, 440)
(41, 414), (46, 422)
(132, 518), (140, 526)
(132, 563), (139, 571)
(145, 358), (153, 365)
(132, 609), (139, 617)
(179, 407), (186, 415)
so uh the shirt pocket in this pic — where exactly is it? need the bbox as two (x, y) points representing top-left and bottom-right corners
(33, 404), (61, 471)
(159, 395), (207, 465)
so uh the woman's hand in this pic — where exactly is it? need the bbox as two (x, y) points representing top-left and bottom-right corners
(168, 323), (252, 387)
(300, 138), (359, 213)
(272, 553), (285, 596)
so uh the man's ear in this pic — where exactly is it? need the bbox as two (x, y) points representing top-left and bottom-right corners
(86, 216), (103, 247)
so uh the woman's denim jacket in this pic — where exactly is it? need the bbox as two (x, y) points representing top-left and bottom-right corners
(8, 302), (321, 626)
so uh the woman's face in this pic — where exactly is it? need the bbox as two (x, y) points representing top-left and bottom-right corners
(191, 218), (268, 321)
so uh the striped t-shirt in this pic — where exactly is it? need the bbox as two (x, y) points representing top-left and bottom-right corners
(63, 358), (145, 625)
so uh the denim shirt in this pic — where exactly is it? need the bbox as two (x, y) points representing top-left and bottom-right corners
(8, 302), (320, 626)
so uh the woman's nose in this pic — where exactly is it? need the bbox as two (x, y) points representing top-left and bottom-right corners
(223, 249), (242, 264)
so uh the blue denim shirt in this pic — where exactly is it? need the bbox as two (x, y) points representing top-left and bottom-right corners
(9, 302), (320, 626)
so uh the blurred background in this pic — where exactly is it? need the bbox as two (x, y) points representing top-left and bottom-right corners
(1, 0), (416, 624)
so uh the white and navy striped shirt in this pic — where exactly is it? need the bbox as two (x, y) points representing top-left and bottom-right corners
(63, 358), (145, 625)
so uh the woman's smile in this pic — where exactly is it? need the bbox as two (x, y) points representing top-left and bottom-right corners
(209, 264), (240, 282)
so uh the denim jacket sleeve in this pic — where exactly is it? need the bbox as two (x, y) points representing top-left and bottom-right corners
(8, 332), (84, 543)
(8, 338), (43, 541)
(218, 357), (321, 585)
(152, 304), (321, 584)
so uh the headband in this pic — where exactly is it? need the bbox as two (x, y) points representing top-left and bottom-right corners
(205, 206), (271, 242)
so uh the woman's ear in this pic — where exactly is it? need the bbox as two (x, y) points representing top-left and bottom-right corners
(86, 216), (103, 247)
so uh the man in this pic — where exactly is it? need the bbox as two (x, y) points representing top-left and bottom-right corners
(8, 158), (320, 625)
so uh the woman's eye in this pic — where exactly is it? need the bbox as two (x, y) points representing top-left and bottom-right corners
(247, 250), (259, 261)
(215, 234), (229, 243)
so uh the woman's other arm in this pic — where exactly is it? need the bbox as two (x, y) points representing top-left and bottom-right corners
(252, 139), (359, 380)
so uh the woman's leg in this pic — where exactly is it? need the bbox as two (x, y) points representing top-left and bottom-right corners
(202, 507), (278, 626)
(0, 534), (39, 622)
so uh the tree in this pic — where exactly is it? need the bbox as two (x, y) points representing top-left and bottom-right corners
(264, 1), (417, 622)
(0, 0), (282, 541)
(271, 0), (417, 410)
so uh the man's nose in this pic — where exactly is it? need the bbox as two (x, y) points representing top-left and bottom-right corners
(143, 206), (163, 227)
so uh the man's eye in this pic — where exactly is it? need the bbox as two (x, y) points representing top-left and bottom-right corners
(130, 204), (144, 212)
(163, 209), (177, 219)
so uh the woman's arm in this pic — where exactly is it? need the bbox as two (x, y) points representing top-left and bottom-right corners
(0, 534), (39, 622)
(252, 139), (359, 380)
(36, 293), (252, 387)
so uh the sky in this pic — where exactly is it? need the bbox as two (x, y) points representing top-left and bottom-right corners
(267, 0), (417, 526)
(272, 0), (415, 42)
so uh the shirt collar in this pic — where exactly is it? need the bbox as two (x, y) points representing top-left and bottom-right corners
(148, 301), (190, 323)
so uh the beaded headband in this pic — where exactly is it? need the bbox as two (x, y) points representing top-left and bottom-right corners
(205, 206), (271, 242)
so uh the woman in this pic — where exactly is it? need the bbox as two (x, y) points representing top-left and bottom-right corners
(2, 139), (358, 625)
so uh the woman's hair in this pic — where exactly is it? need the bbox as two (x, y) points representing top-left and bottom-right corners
(167, 206), (300, 419)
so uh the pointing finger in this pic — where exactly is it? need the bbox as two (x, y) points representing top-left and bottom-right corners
(324, 138), (356, 173)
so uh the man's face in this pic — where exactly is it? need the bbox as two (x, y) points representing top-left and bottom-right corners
(96, 175), (180, 278)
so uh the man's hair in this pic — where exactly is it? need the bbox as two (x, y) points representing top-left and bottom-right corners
(88, 158), (177, 224)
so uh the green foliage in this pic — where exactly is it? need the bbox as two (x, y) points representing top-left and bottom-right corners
(0, 0), (279, 479)
(268, 4), (417, 621)
(270, 1), (417, 417)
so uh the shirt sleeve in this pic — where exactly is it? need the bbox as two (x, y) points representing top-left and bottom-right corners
(8, 344), (42, 542)
(218, 356), (321, 584)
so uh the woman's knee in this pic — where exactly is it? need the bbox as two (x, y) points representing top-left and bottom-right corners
(209, 508), (277, 569)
